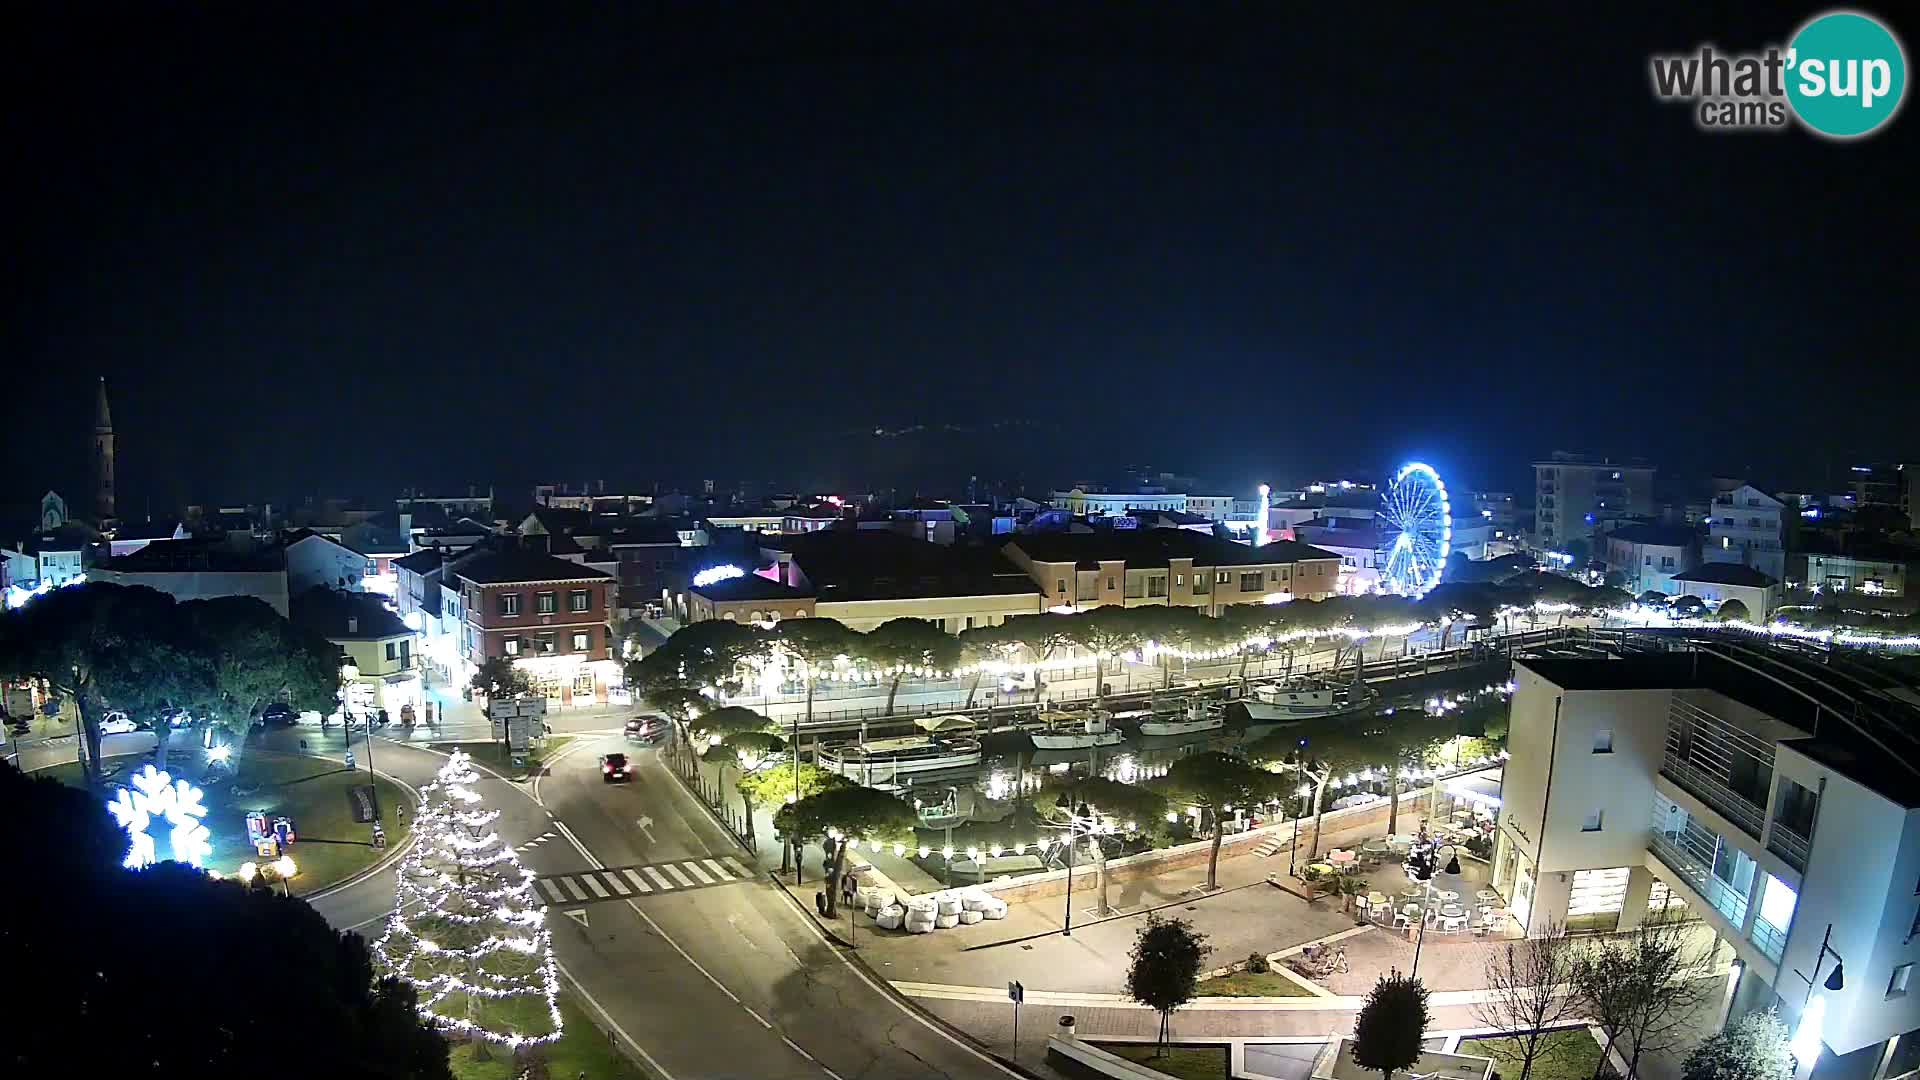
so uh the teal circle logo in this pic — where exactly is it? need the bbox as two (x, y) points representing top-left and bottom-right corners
(1786, 11), (1907, 138)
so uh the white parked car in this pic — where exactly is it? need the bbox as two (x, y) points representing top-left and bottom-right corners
(100, 712), (139, 735)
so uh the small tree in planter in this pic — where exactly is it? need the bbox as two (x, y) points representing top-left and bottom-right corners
(1126, 914), (1211, 1055)
(1351, 970), (1431, 1080)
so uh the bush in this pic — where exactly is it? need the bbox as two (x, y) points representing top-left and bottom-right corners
(1245, 952), (1270, 974)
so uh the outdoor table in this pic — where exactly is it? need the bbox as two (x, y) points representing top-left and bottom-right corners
(1308, 863), (1334, 877)
(1476, 889), (1501, 903)
(1450, 808), (1472, 819)
(1401, 903), (1423, 917)
(1435, 889), (1460, 902)
(1330, 849), (1356, 864)
(1362, 838), (1392, 852)
(1441, 903), (1466, 918)
(1367, 891), (1388, 907)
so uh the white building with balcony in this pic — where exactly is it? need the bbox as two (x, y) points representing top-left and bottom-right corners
(1496, 647), (1920, 1080)
(1709, 485), (1787, 584)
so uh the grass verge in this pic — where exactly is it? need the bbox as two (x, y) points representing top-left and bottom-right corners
(1197, 966), (1318, 997)
(450, 736), (575, 778)
(42, 748), (413, 895)
(1458, 1028), (1605, 1080)
(1098, 1043), (1230, 1080)
(446, 991), (645, 1080)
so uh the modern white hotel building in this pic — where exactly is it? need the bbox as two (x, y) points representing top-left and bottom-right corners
(1495, 642), (1920, 1080)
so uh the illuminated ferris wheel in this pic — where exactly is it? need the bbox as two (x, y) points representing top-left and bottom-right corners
(1379, 462), (1450, 595)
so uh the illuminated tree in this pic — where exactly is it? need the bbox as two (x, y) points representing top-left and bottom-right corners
(1351, 970), (1431, 1080)
(857, 618), (959, 715)
(375, 750), (561, 1058)
(774, 784), (918, 915)
(1163, 752), (1283, 889)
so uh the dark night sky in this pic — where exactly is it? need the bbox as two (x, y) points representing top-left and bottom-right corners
(5, 3), (1914, 515)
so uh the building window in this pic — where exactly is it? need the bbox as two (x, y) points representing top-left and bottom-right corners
(1056, 579), (1066, 594)
(504, 638), (520, 656)
(1582, 810), (1604, 832)
(1175, 574), (1184, 586)
(537, 632), (556, 654)
(1107, 576), (1116, 590)
(1891, 964), (1914, 1000)
(570, 589), (590, 612)
(537, 591), (557, 614)
(572, 630), (589, 651)
(385, 642), (398, 661)
(1239, 572), (1263, 592)
(1148, 576), (1166, 598)
(500, 593), (520, 616)
(1593, 729), (1613, 754)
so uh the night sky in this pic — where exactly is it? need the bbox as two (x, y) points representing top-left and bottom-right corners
(6, 3), (1914, 515)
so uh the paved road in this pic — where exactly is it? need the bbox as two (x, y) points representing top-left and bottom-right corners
(536, 731), (1019, 1080)
(287, 722), (1014, 1080)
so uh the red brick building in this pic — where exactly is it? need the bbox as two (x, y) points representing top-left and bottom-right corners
(455, 544), (618, 705)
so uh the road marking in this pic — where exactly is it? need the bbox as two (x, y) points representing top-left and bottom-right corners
(582, 874), (610, 899)
(663, 863), (695, 887)
(538, 879), (566, 902)
(636, 814), (656, 843)
(555, 959), (679, 1080)
(564, 908), (590, 928)
(683, 861), (715, 885)
(782, 1036), (813, 1059)
(702, 858), (733, 880)
(622, 868), (652, 893)
(643, 866), (674, 890)
(561, 877), (589, 901)
(821, 1068), (845, 1080)
(723, 856), (753, 877)
(603, 871), (631, 896)
(744, 1006), (772, 1029)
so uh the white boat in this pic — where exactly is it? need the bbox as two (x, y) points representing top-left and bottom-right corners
(1238, 678), (1377, 723)
(820, 715), (982, 783)
(1136, 698), (1225, 737)
(1030, 709), (1125, 750)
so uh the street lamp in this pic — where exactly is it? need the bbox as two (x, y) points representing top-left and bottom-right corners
(1406, 842), (1463, 979)
(340, 662), (377, 811)
(1791, 923), (1846, 1067)
(272, 855), (298, 896)
(1050, 793), (1102, 937)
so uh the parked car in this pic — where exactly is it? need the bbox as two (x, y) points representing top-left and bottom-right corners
(100, 712), (139, 735)
(600, 752), (633, 783)
(162, 707), (195, 729)
(260, 702), (299, 727)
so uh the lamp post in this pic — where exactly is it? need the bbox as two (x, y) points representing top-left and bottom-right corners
(1050, 794), (1101, 937)
(272, 855), (298, 896)
(341, 662), (377, 810)
(1790, 923), (1846, 1070)
(1407, 842), (1463, 980)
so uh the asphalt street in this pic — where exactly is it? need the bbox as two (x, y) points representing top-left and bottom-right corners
(285, 722), (1015, 1080)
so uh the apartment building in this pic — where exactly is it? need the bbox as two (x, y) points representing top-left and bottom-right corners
(454, 543), (617, 705)
(1709, 485), (1788, 584)
(1496, 647), (1920, 1080)
(1002, 531), (1341, 612)
(290, 587), (422, 718)
(1604, 523), (1700, 595)
(1807, 552), (1913, 599)
(1534, 452), (1657, 548)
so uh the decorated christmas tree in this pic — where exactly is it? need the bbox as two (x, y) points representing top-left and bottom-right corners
(374, 749), (562, 1051)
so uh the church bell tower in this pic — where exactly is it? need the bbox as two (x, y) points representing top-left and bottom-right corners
(93, 376), (115, 522)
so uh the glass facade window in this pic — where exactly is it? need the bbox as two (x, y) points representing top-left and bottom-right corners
(1752, 873), (1796, 963)
(1649, 793), (1754, 927)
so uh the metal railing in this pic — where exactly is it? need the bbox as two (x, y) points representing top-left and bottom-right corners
(1647, 830), (1751, 928)
(1766, 821), (1810, 873)
(1750, 916), (1789, 963)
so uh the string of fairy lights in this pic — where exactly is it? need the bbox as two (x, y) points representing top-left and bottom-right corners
(373, 750), (563, 1049)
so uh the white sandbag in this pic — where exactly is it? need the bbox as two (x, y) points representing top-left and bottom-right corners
(882, 903), (905, 918)
(935, 912), (959, 929)
(906, 895), (937, 913)
(936, 895), (962, 916)
(864, 891), (887, 916)
(981, 899), (1008, 920)
(962, 894), (992, 912)
(959, 909), (983, 925)
(876, 910), (904, 930)
(906, 917), (933, 934)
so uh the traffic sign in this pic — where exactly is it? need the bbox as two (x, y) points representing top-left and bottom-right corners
(840, 874), (858, 906)
(1007, 980), (1024, 1004)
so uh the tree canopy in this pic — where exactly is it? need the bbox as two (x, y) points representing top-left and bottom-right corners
(470, 654), (534, 700)
(0, 760), (449, 1079)
(1351, 970), (1432, 1080)
(1126, 914), (1212, 1052)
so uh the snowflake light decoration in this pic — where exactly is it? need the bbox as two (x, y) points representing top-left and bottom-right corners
(106, 764), (213, 870)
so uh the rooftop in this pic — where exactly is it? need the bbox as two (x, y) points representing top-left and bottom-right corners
(290, 587), (412, 641)
(771, 530), (1041, 600)
(1671, 563), (1779, 588)
(1604, 523), (1698, 547)
(1008, 530), (1341, 570)
(454, 547), (612, 585)
(105, 539), (285, 573)
(1520, 643), (1920, 806)
(692, 574), (812, 603)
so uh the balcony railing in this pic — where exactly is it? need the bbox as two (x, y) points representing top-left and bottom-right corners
(1767, 822), (1810, 873)
(1751, 918), (1788, 964)
(1660, 759), (1768, 840)
(1648, 830), (1751, 927)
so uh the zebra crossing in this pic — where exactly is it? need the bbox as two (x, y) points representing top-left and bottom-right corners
(534, 855), (755, 906)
